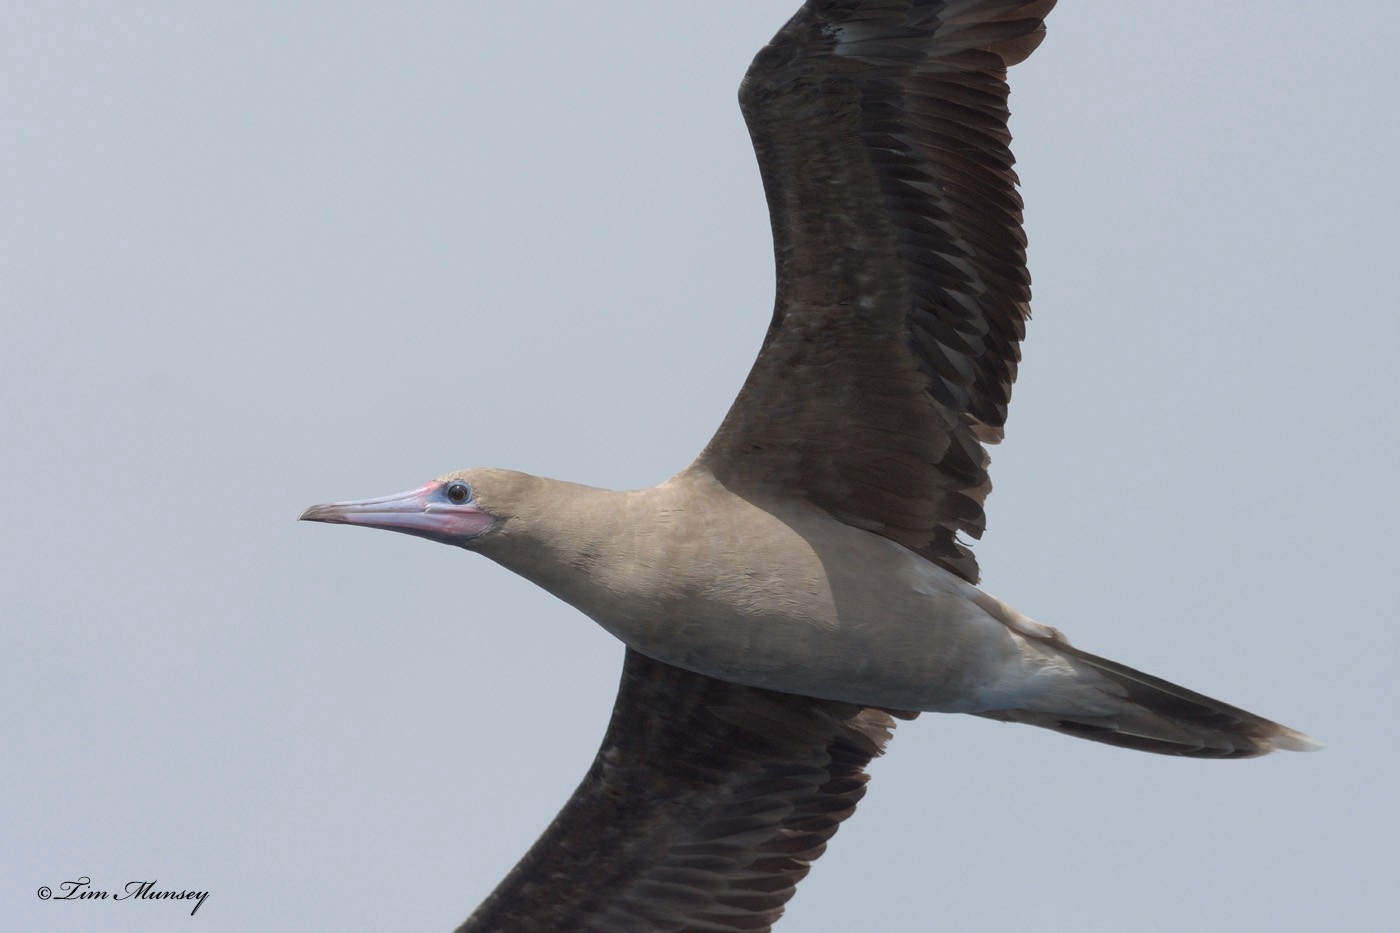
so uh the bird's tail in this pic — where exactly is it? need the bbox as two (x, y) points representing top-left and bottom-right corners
(975, 642), (1321, 759)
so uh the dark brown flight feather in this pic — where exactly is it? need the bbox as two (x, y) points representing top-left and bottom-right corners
(699, 0), (1057, 584)
(458, 650), (914, 933)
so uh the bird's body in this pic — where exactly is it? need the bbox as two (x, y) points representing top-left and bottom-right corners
(429, 465), (1315, 754)
(463, 466), (1029, 713)
(302, 1), (1317, 928)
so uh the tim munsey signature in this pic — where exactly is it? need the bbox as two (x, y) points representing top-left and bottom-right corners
(37, 876), (209, 916)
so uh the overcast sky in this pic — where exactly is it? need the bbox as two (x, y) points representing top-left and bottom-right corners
(4, 2), (1398, 931)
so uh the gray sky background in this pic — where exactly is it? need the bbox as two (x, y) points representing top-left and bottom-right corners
(4, 2), (1397, 931)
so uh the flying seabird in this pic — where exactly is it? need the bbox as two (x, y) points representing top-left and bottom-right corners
(301, 1), (1318, 929)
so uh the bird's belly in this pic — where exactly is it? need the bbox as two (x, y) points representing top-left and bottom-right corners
(587, 539), (1032, 713)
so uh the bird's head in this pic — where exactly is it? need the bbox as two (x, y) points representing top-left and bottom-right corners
(299, 468), (532, 548)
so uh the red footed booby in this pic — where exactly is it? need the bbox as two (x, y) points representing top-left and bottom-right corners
(302, 2), (1318, 929)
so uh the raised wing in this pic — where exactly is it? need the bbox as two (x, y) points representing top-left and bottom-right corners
(697, 0), (1056, 583)
(457, 649), (913, 932)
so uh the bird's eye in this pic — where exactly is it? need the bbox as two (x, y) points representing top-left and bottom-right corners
(445, 482), (472, 504)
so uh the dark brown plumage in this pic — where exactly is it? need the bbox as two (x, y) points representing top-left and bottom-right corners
(702, 0), (1057, 584)
(459, 650), (914, 932)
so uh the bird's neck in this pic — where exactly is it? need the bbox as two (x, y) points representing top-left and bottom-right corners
(475, 477), (684, 624)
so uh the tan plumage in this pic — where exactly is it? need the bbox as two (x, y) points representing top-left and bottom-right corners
(301, 2), (1317, 930)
